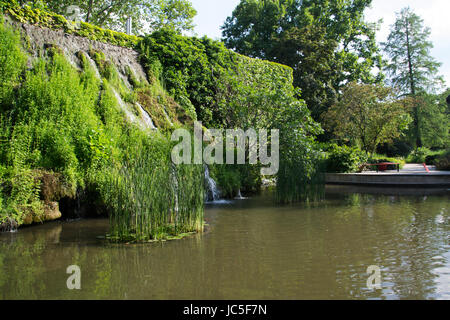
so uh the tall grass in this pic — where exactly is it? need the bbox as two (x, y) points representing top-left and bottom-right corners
(276, 129), (325, 204)
(103, 142), (204, 242)
(276, 160), (325, 204)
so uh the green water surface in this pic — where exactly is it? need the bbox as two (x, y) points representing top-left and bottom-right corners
(0, 186), (448, 300)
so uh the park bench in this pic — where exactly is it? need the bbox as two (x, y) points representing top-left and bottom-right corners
(361, 162), (400, 172)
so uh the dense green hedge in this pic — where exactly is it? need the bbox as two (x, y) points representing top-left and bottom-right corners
(138, 28), (294, 127)
(1, 1), (139, 48)
(434, 150), (450, 170)
(324, 144), (368, 173)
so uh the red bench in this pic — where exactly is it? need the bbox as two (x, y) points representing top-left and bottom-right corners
(365, 162), (400, 172)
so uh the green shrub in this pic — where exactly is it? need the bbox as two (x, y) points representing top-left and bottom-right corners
(425, 154), (441, 165)
(367, 154), (405, 169)
(0, 19), (27, 108)
(138, 28), (293, 128)
(325, 144), (367, 173)
(209, 164), (240, 199)
(434, 150), (450, 171)
(406, 147), (432, 163)
(2, 3), (139, 48)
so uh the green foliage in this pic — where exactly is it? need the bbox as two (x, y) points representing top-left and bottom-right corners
(0, 22), (203, 239)
(274, 90), (324, 204)
(414, 91), (449, 149)
(324, 144), (367, 173)
(103, 137), (204, 242)
(406, 147), (432, 163)
(2, 2), (139, 48)
(0, 3), (328, 232)
(0, 20), (27, 109)
(0, 22), (42, 226)
(433, 150), (450, 171)
(382, 7), (444, 95)
(44, 0), (197, 34)
(382, 7), (445, 148)
(424, 150), (446, 165)
(138, 28), (294, 127)
(324, 82), (412, 154)
(139, 28), (324, 204)
(222, 0), (384, 120)
(272, 25), (340, 120)
(405, 147), (447, 165)
(209, 164), (241, 199)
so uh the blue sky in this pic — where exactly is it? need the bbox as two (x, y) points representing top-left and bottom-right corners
(189, 0), (450, 88)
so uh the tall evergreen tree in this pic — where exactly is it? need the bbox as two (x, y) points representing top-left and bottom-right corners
(382, 7), (444, 148)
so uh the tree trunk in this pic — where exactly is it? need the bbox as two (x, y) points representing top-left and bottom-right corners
(405, 18), (422, 148)
(86, 0), (94, 23)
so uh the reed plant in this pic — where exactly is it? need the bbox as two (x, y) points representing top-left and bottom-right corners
(103, 140), (204, 242)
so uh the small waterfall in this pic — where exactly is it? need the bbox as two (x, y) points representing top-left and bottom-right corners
(64, 48), (81, 70)
(235, 189), (246, 200)
(136, 103), (157, 130)
(111, 88), (139, 124)
(162, 107), (174, 127)
(82, 51), (101, 80)
(204, 166), (220, 202)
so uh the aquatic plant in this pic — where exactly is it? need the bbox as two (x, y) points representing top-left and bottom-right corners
(103, 140), (204, 242)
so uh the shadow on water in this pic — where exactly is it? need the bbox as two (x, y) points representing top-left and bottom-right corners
(0, 187), (449, 299)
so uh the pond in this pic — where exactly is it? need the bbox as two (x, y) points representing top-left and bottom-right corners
(0, 186), (448, 300)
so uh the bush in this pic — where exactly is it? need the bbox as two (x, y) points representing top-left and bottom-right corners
(367, 154), (405, 170)
(434, 150), (450, 171)
(209, 164), (240, 199)
(425, 154), (440, 165)
(324, 144), (367, 173)
(406, 147), (432, 163)
(0, 18), (27, 108)
(2, 2), (139, 48)
(376, 140), (413, 158)
(138, 28), (294, 128)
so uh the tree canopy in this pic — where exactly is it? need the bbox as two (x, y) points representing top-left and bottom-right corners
(16, 0), (197, 34)
(382, 7), (445, 148)
(324, 82), (411, 154)
(221, 0), (384, 120)
(382, 7), (444, 96)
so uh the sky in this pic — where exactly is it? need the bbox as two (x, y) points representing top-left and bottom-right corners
(189, 0), (450, 87)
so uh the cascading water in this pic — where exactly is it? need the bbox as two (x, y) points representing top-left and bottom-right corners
(136, 103), (157, 130)
(235, 189), (246, 200)
(162, 107), (174, 127)
(82, 51), (102, 80)
(112, 90), (157, 130)
(112, 88), (138, 124)
(204, 166), (220, 202)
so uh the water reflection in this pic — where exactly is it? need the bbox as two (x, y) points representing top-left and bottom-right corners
(0, 189), (448, 299)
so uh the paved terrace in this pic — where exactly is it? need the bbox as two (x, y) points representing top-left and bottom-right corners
(325, 164), (450, 187)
